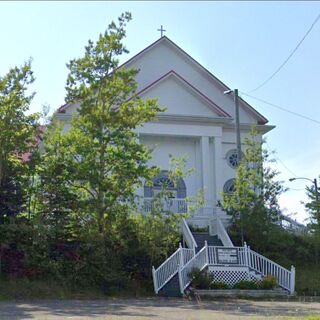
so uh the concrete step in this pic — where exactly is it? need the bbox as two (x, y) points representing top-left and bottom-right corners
(192, 232), (223, 251)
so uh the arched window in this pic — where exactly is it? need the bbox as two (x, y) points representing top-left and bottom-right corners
(144, 171), (186, 198)
(223, 178), (236, 194)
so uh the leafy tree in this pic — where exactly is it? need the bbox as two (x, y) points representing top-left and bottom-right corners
(305, 176), (320, 235)
(303, 175), (320, 265)
(34, 122), (81, 241)
(48, 13), (162, 236)
(0, 60), (39, 221)
(222, 127), (285, 251)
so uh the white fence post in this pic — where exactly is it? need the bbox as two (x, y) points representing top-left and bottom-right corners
(179, 242), (184, 266)
(204, 240), (209, 265)
(243, 242), (248, 266)
(243, 242), (250, 280)
(178, 266), (184, 295)
(152, 266), (158, 294)
(290, 265), (295, 295)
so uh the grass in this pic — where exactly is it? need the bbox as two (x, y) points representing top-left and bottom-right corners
(0, 276), (154, 300)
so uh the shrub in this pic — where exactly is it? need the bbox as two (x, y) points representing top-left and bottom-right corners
(233, 280), (259, 290)
(209, 281), (229, 289)
(188, 225), (209, 233)
(188, 268), (213, 289)
(259, 275), (277, 289)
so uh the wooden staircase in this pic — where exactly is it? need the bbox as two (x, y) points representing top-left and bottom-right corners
(152, 218), (296, 296)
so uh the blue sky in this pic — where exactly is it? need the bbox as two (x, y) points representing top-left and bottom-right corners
(1, 1), (319, 223)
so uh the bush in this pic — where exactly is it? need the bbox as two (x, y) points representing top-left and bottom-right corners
(259, 275), (277, 289)
(188, 225), (209, 233)
(209, 281), (229, 289)
(233, 280), (259, 290)
(188, 268), (213, 289)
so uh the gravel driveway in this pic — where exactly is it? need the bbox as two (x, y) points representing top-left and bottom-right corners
(0, 298), (319, 319)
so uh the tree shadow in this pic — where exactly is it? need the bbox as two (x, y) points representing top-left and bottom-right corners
(0, 297), (319, 319)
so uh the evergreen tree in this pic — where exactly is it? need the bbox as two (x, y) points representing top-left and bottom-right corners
(305, 176), (320, 235)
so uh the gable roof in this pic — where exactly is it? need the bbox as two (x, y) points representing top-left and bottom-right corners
(136, 70), (232, 118)
(121, 36), (268, 125)
(57, 36), (269, 125)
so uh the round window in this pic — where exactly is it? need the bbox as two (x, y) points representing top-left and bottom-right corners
(226, 149), (243, 169)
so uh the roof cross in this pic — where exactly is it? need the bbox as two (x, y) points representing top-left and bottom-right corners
(157, 25), (166, 37)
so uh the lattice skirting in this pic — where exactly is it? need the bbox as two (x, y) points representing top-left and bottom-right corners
(208, 266), (253, 287)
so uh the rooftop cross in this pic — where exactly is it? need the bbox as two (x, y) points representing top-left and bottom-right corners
(157, 25), (166, 37)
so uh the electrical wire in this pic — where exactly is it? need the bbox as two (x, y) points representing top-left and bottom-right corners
(240, 92), (320, 125)
(264, 142), (298, 178)
(247, 13), (320, 93)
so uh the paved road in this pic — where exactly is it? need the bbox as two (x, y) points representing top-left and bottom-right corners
(0, 298), (319, 319)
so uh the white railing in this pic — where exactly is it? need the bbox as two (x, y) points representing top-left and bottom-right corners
(247, 247), (295, 294)
(143, 198), (188, 213)
(207, 245), (247, 265)
(182, 218), (198, 250)
(182, 247), (195, 265)
(152, 243), (195, 294)
(175, 243), (295, 295)
(153, 226), (295, 295)
(179, 244), (208, 293)
(216, 217), (234, 247)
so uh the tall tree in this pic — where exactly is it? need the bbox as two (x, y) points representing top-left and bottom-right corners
(304, 176), (320, 265)
(305, 176), (320, 235)
(222, 127), (285, 250)
(0, 61), (39, 220)
(58, 12), (162, 235)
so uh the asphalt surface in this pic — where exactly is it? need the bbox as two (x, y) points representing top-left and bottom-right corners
(0, 298), (319, 319)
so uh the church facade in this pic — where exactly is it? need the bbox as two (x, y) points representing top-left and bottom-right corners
(55, 36), (298, 296)
(56, 36), (274, 227)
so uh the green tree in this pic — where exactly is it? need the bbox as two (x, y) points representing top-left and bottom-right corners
(304, 175), (320, 265)
(58, 13), (163, 235)
(34, 122), (81, 241)
(0, 60), (39, 221)
(222, 127), (285, 251)
(305, 176), (320, 235)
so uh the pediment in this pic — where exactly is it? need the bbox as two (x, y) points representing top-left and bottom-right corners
(124, 36), (268, 125)
(57, 36), (270, 126)
(137, 71), (231, 119)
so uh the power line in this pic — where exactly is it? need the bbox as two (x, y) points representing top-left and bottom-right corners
(265, 142), (297, 177)
(240, 92), (320, 125)
(247, 13), (320, 94)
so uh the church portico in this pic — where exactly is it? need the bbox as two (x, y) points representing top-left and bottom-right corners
(137, 125), (227, 223)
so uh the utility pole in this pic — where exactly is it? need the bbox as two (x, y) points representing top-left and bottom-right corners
(224, 88), (243, 245)
(234, 89), (242, 162)
(314, 178), (319, 204)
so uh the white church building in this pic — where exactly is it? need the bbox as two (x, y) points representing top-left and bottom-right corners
(57, 36), (274, 224)
(56, 36), (296, 296)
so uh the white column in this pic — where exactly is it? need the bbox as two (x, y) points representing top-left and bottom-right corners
(213, 136), (223, 214)
(201, 136), (213, 216)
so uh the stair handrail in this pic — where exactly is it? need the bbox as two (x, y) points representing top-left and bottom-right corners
(182, 218), (198, 250)
(247, 246), (295, 294)
(216, 216), (234, 247)
(152, 242), (196, 294)
(152, 246), (181, 294)
(179, 242), (209, 294)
